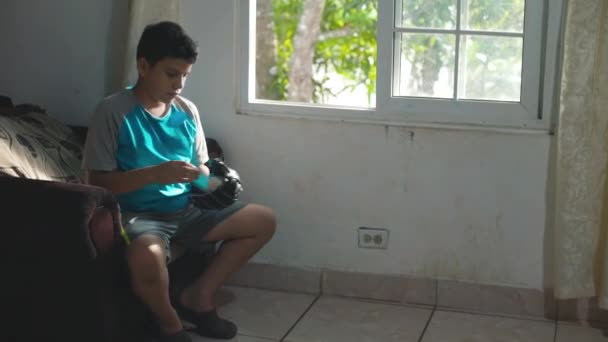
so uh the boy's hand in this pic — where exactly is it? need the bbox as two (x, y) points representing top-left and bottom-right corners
(198, 164), (210, 177)
(154, 161), (202, 184)
(207, 176), (224, 191)
(191, 158), (243, 209)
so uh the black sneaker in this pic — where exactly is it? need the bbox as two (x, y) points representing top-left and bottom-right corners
(174, 303), (237, 340)
(158, 329), (192, 342)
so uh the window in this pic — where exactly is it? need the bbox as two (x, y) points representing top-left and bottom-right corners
(237, 0), (563, 130)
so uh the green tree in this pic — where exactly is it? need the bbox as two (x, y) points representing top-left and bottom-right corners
(462, 0), (525, 100)
(256, 0), (279, 100)
(400, 0), (456, 95)
(401, 0), (525, 99)
(256, 0), (524, 104)
(256, 0), (377, 105)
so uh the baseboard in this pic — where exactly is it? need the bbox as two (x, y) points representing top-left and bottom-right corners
(321, 269), (436, 307)
(226, 262), (564, 320)
(556, 297), (608, 326)
(225, 262), (322, 295)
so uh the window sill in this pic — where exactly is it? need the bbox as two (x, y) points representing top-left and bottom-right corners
(235, 109), (554, 136)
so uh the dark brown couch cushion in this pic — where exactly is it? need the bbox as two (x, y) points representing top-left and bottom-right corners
(0, 176), (121, 342)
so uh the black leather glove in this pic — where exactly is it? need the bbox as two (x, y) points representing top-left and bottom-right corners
(191, 158), (243, 210)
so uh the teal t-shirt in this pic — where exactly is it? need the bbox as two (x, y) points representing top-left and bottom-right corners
(83, 89), (209, 213)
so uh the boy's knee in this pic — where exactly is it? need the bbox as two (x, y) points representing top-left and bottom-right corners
(253, 205), (277, 239)
(127, 235), (168, 283)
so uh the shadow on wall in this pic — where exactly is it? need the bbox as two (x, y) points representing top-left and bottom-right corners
(543, 129), (557, 319)
(105, 0), (129, 96)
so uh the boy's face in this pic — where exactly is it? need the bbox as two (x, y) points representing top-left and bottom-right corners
(137, 57), (193, 104)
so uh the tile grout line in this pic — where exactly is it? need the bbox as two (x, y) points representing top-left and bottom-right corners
(238, 333), (277, 341)
(414, 279), (439, 342)
(279, 293), (322, 342)
(227, 283), (318, 296)
(432, 306), (556, 323)
(553, 300), (559, 342)
(417, 306), (436, 342)
(319, 269), (325, 295)
(434, 279), (438, 309)
(553, 322), (558, 342)
(322, 293), (433, 310)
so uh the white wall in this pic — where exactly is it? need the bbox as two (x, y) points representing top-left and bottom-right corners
(0, 0), (128, 126)
(0, 0), (553, 289)
(179, 0), (552, 289)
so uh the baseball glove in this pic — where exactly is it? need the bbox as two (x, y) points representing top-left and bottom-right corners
(191, 158), (243, 210)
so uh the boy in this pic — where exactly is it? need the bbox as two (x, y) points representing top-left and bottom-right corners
(83, 21), (276, 342)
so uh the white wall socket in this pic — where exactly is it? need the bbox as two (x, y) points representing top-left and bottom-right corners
(358, 227), (389, 249)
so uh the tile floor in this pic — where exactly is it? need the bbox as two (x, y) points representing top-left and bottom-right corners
(183, 286), (608, 342)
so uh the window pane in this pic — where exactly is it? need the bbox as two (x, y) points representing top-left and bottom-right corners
(458, 35), (522, 101)
(396, 33), (456, 98)
(254, 0), (377, 108)
(400, 0), (457, 29)
(464, 0), (525, 33)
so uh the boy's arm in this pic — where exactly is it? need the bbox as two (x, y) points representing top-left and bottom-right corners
(88, 160), (204, 195)
(185, 99), (210, 167)
(88, 168), (157, 195)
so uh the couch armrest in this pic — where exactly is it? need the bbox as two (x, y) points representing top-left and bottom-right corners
(0, 176), (121, 261)
(0, 176), (124, 342)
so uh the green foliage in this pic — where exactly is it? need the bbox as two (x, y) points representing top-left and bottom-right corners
(269, 0), (303, 100)
(462, 0), (525, 100)
(467, 0), (524, 32)
(401, 0), (456, 29)
(400, 0), (525, 99)
(269, 0), (377, 104)
(400, 0), (455, 95)
(263, 0), (525, 103)
(315, 0), (377, 103)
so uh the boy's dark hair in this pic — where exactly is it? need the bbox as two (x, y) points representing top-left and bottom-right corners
(136, 21), (198, 66)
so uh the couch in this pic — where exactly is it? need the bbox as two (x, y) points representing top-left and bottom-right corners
(0, 97), (214, 341)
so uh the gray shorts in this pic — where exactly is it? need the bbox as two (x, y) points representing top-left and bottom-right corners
(121, 201), (247, 261)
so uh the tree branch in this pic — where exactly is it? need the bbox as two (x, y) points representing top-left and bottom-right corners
(287, 0), (327, 102)
(318, 27), (353, 41)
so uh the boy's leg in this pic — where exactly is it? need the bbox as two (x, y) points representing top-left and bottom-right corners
(179, 204), (276, 312)
(126, 234), (183, 335)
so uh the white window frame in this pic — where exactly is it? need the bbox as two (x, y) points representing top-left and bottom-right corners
(236, 0), (564, 132)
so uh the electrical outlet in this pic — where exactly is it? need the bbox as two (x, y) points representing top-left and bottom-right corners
(358, 227), (389, 249)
